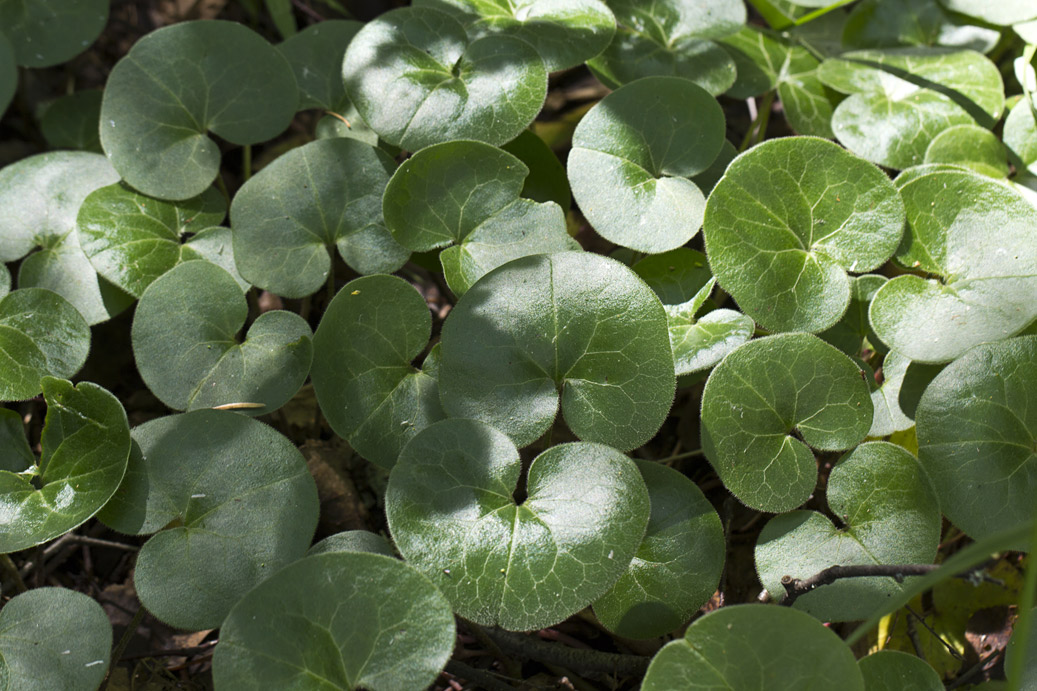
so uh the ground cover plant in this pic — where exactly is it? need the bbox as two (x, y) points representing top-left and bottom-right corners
(1, 0), (1036, 688)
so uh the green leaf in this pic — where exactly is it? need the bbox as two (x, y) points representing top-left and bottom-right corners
(0, 408), (32, 472)
(0, 290), (91, 402)
(819, 48), (1004, 168)
(819, 274), (888, 356)
(181, 226), (251, 292)
(869, 167), (1037, 363)
(1006, 606), (1037, 690)
(0, 587), (112, 690)
(843, 0), (1000, 52)
(308, 530), (395, 557)
(39, 89), (103, 152)
(231, 138), (407, 298)
(1004, 98), (1037, 175)
(264, 0), (296, 39)
(858, 650), (943, 690)
(0, 0), (107, 67)
(0, 31), (13, 115)
(414, 0), (617, 71)
(700, 333), (874, 512)
(98, 410), (320, 630)
(132, 261), (312, 415)
(213, 552), (456, 690)
(756, 442), (940, 621)
(869, 350), (915, 437)
(568, 76), (724, 253)
(501, 129), (571, 209)
(704, 136), (905, 333)
(633, 248), (713, 305)
(386, 418), (650, 631)
(77, 182), (228, 298)
(342, 6), (547, 151)
(0, 378), (130, 553)
(439, 252), (676, 451)
(939, 0), (1037, 25)
(311, 274), (445, 469)
(667, 301), (754, 376)
(642, 604), (865, 690)
(924, 124), (1009, 177)
(916, 336), (1037, 541)
(0, 264), (7, 299)
(592, 459), (724, 639)
(587, 0), (744, 95)
(99, 20), (298, 200)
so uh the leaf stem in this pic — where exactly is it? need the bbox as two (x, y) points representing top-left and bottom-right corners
(792, 0), (856, 27)
(1006, 514), (1037, 691)
(242, 144), (252, 182)
(739, 91), (775, 152)
(656, 449), (703, 464)
(0, 554), (27, 594)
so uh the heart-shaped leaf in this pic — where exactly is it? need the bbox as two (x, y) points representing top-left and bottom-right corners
(592, 459), (724, 639)
(98, 410), (320, 630)
(311, 274), (445, 469)
(342, 6), (547, 151)
(587, 0), (744, 95)
(0, 31), (13, 114)
(414, 0), (617, 71)
(939, 0), (1037, 25)
(819, 274), (888, 357)
(439, 252), (676, 451)
(700, 333), (874, 513)
(818, 48), (1004, 168)
(0, 378), (130, 553)
(756, 442), (941, 621)
(858, 650), (943, 690)
(0, 290), (91, 402)
(231, 138), (407, 298)
(77, 182), (228, 298)
(0, 0), (107, 68)
(0, 587), (112, 690)
(642, 605), (864, 690)
(924, 124), (1009, 177)
(39, 89), (104, 152)
(99, 20), (298, 200)
(132, 261), (312, 415)
(704, 136), (905, 333)
(869, 167), (1037, 363)
(916, 336), (1037, 541)
(212, 552), (456, 690)
(870, 350), (915, 437)
(843, 0), (1000, 52)
(386, 418), (650, 631)
(308, 530), (395, 557)
(568, 76), (724, 253)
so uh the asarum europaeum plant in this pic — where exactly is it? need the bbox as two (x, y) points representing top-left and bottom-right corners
(0, 0), (1036, 688)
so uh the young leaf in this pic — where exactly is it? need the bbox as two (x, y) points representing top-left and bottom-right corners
(132, 261), (312, 415)
(924, 124), (1010, 177)
(568, 76), (725, 253)
(869, 167), (1037, 363)
(704, 136), (905, 333)
(342, 6), (547, 151)
(916, 336), (1037, 542)
(308, 530), (395, 557)
(857, 650), (943, 690)
(0, 588), (112, 690)
(642, 605), (865, 690)
(98, 410), (320, 630)
(592, 460), (725, 640)
(842, 0), (1000, 52)
(0, 378), (130, 553)
(212, 552), (456, 691)
(700, 333), (874, 513)
(311, 274), (445, 469)
(386, 418), (650, 631)
(99, 20), (298, 200)
(231, 138), (407, 298)
(0, 0), (107, 67)
(439, 252), (676, 451)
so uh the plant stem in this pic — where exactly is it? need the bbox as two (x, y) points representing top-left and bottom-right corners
(780, 564), (941, 607)
(0, 554), (27, 594)
(739, 90), (775, 152)
(656, 449), (703, 463)
(485, 629), (650, 678)
(242, 144), (252, 182)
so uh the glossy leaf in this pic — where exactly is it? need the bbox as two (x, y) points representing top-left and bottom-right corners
(0, 588), (112, 690)
(0, 31), (13, 115)
(843, 0), (1000, 52)
(100, 20), (297, 200)
(819, 274), (887, 357)
(704, 136), (905, 333)
(311, 274), (445, 469)
(98, 410), (320, 630)
(665, 279), (754, 375)
(700, 333), (874, 512)
(916, 336), (1037, 541)
(0, 378), (130, 553)
(869, 167), (1037, 363)
(342, 6), (547, 151)
(593, 460), (724, 639)
(439, 252), (676, 451)
(939, 0), (1037, 25)
(924, 124), (1009, 177)
(386, 418), (650, 631)
(858, 650), (943, 690)
(39, 89), (103, 152)
(568, 76), (724, 253)
(642, 605), (865, 690)
(308, 530), (395, 557)
(0, 0), (107, 67)
(231, 138), (406, 298)
(213, 552), (455, 691)
(133, 261), (310, 415)
(870, 350), (915, 437)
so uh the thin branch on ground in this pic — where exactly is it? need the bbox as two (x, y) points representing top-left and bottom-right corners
(779, 564), (942, 607)
(485, 628), (650, 678)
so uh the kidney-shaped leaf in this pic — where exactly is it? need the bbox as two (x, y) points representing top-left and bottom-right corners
(0, 0), (107, 68)
(858, 650), (943, 690)
(99, 410), (319, 630)
(916, 336), (1037, 541)
(213, 552), (455, 691)
(0, 587), (112, 691)
(387, 418), (650, 631)
(642, 605), (864, 690)
(0, 378), (130, 553)
(343, 6), (547, 151)
(312, 274), (445, 469)
(132, 261), (312, 415)
(440, 251), (676, 451)
(700, 333), (874, 513)
(924, 124), (1009, 177)
(100, 20), (297, 200)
